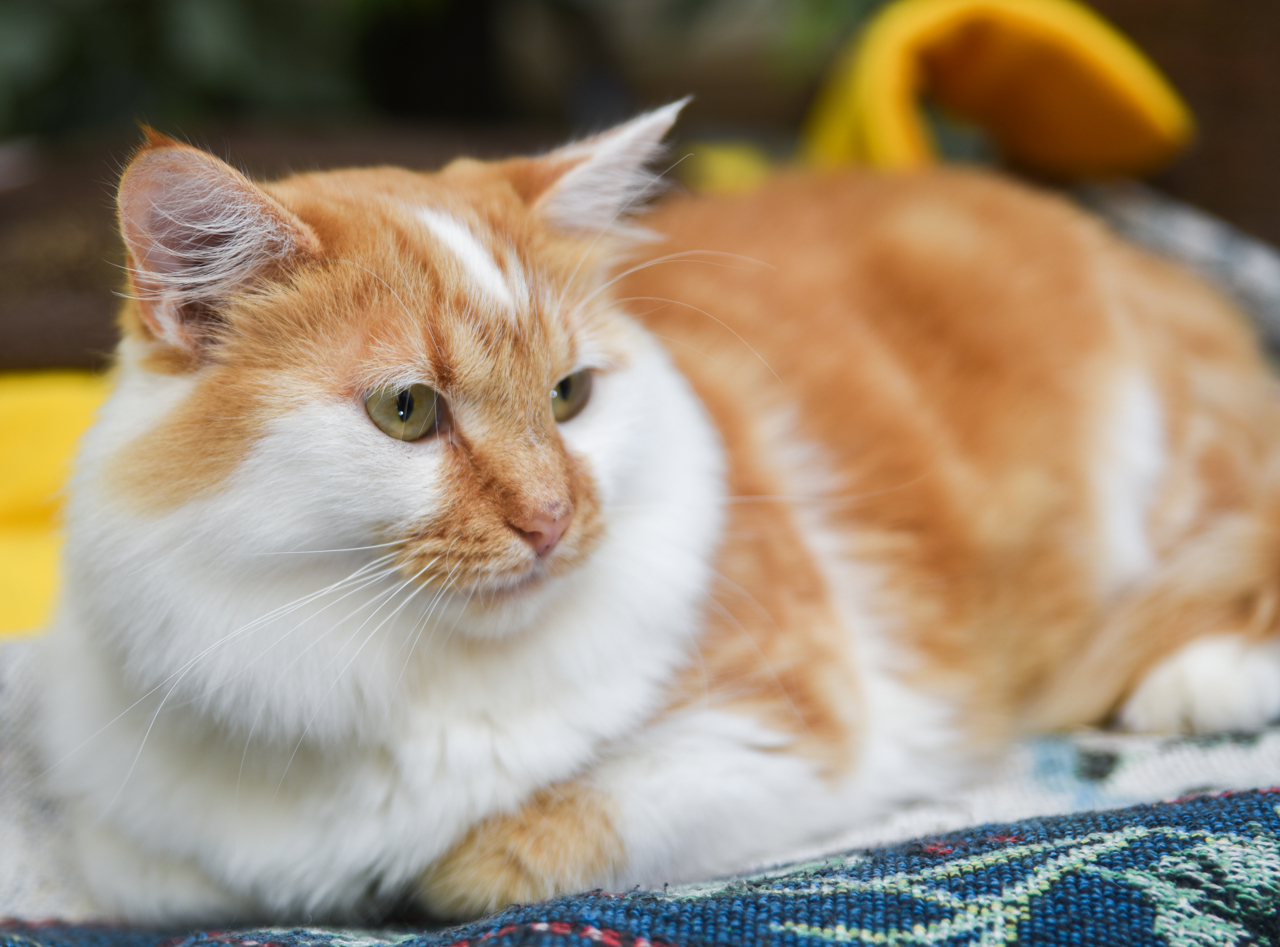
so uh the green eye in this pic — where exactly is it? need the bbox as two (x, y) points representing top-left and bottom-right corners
(551, 370), (592, 423)
(365, 383), (440, 441)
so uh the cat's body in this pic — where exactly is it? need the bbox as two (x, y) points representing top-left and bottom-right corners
(38, 105), (1280, 923)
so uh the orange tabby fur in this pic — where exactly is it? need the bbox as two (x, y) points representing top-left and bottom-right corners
(625, 169), (1280, 739)
(404, 169), (1280, 918)
(46, 109), (1280, 923)
(419, 782), (623, 918)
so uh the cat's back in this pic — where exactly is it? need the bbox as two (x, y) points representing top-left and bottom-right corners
(624, 167), (1154, 528)
(628, 167), (1259, 402)
(622, 167), (1277, 726)
(625, 165), (1269, 515)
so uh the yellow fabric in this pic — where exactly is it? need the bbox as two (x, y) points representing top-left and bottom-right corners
(682, 142), (775, 195)
(0, 372), (111, 637)
(803, 0), (1193, 179)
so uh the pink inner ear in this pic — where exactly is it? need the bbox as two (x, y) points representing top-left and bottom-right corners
(130, 183), (193, 277)
(117, 143), (318, 351)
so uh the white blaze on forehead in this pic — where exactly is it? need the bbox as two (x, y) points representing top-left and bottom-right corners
(418, 207), (518, 314)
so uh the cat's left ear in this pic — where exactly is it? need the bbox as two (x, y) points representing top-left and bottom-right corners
(117, 131), (320, 354)
(525, 99), (689, 238)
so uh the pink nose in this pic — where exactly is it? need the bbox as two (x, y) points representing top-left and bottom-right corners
(511, 507), (573, 556)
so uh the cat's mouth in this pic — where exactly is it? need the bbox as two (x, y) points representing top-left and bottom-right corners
(483, 544), (598, 600)
(397, 511), (604, 602)
(391, 547), (559, 607)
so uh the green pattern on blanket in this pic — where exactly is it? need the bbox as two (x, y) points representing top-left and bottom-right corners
(767, 819), (1280, 945)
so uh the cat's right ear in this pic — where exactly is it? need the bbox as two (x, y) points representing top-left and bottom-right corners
(117, 131), (319, 355)
(508, 99), (688, 239)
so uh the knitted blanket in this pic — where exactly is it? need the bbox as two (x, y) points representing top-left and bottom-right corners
(4, 789), (1280, 947)
(5, 632), (1280, 939)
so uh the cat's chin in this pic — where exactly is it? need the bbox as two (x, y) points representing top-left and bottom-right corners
(447, 570), (566, 639)
(481, 569), (545, 601)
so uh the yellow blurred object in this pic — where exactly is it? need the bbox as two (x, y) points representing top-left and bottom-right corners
(0, 371), (111, 637)
(804, 0), (1194, 179)
(683, 142), (775, 195)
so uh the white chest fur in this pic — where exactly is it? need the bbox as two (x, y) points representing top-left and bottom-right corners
(39, 332), (727, 919)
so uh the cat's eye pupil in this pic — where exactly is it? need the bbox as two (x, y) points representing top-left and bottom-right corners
(365, 383), (439, 441)
(550, 369), (592, 423)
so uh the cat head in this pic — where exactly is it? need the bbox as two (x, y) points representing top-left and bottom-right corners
(95, 102), (692, 637)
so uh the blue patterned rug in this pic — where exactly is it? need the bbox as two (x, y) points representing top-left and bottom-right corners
(5, 789), (1279, 947)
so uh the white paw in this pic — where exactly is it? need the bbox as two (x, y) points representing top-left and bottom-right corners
(1118, 634), (1280, 734)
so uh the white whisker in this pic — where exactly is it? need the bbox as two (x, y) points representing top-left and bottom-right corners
(616, 294), (788, 390)
(249, 540), (403, 557)
(577, 250), (772, 314)
(555, 152), (693, 314)
(34, 552), (405, 788)
(270, 559), (441, 797)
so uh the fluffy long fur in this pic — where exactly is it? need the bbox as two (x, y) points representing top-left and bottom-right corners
(38, 105), (1280, 923)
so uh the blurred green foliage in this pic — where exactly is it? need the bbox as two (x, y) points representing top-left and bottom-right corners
(2, 0), (344, 136)
(0, 0), (882, 140)
(0, 0), (488, 139)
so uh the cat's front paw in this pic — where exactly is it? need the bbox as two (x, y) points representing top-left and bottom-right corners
(417, 783), (623, 920)
(1118, 634), (1280, 734)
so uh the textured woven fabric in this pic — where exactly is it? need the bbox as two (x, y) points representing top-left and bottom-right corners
(5, 789), (1280, 947)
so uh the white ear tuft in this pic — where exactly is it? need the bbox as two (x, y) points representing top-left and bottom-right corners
(536, 98), (689, 237)
(118, 137), (318, 353)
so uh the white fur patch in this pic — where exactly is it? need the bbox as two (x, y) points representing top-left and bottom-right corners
(1093, 373), (1166, 595)
(1119, 634), (1280, 734)
(417, 207), (518, 314)
(764, 410), (971, 807)
(593, 411), (973, 893)
(42, 322), (728, 920)
(601, 709), (829, 889)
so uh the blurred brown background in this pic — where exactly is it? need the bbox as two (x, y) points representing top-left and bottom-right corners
(1092, 0), (1280, 247)
(2, 0), (1277, 371)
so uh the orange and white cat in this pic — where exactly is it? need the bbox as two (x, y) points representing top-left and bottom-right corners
(38, 102), (1280, 923)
